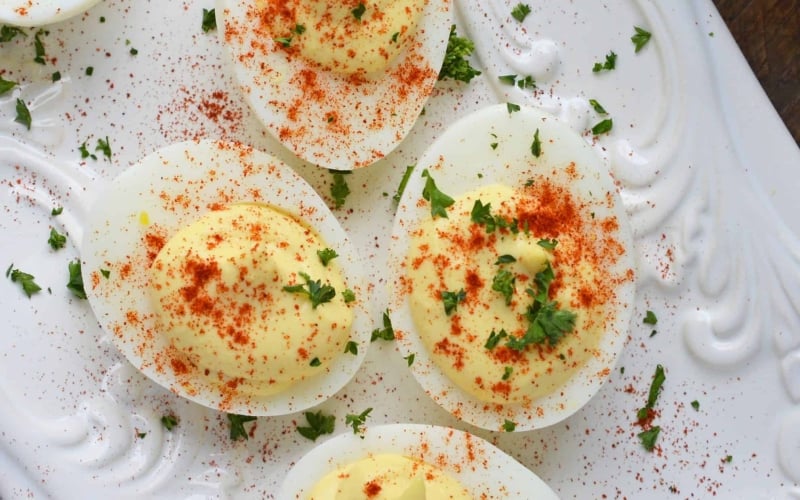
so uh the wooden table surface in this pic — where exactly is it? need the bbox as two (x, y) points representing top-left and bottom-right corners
(713, 0), (799, 145)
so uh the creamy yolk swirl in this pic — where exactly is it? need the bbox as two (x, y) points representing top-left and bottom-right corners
(149, 203), (353, 399)
(261, 0), (425, 75)
(308, 454), (472, 500)
(406, 183), (623, 405)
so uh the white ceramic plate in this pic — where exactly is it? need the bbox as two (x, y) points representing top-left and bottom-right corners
(1, 0), (799, 498)
(0, 0), (101, 26)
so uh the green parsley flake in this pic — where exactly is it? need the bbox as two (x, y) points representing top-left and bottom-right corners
(370, 310), (395, 342)
(7, 266), (42, 298)
(643, 310), (657, 325)
(79, 141), (98, 160)
(537, 238), (557, 250)
(344, 340), (358, 355)
(441, 289), (466, 315)
(201, 8), (217, 33)
(592, 51), (617, 72)
(296, 410), (335, 441)
(85, 66), (94, 76)
(330, 171), (351, 209)
(51, 71), (61, 82)
(502, 366), (513, 380)
(498, 74), (517, 85)
(637, 364), (665, 421)
(0, 25), (26, 43)
(51, 207), (63, 216)
(351, 2), (366, 20)
(33, 29), (47, 65)
(507, 102), (521, 114)
(95, 136), (112, 159)
(345, 407), (372, 434)
(15, 98), (31, 130)
(438, 25), (481, 83)
(690, 400), (700, 411)
(393, 165), (415, 203)
(342, 288), (356, 303)
(228, 413), (257, 441)
(495, 254), (516, 265)
(531, 128), (542, 157)
(161, 414), (178, 430)
(589, 99), (607, 114)
(317, 248), (338, 266)
(502, 419), (516, 432)
(484, 329), (508, 350)
(100, 268), (111, 279)
(67, 260), (87, 299)
(631, 26), (652, 53)
(591, 118), (613, 135)
(421, 169), (454, 219)
(47, 228), (67, 250)
(404, 353), (415, 366)
(0, 76), (17, 95)
(638, 426), (660, 451)
(282, 271), (336, 309)
(511, 3), (532, 22)
(309, 357), (321, 367)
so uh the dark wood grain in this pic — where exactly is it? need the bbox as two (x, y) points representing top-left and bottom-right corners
(713, 0), (800, 145)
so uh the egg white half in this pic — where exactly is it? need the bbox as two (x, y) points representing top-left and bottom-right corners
(81, 140), (372, 416)
(218, 0), (452, 170)
(388, 104), (636, 431)
(0, 0), (101, 26)
(279, 423), (559, 499)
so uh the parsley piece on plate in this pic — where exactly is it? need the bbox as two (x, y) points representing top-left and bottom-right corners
(592, 51), (617, 72)
(0, 25), (26, 43)
(0, 76), (16, 95)
(342, 288), (356, 303)
(498, 74), (517, 85)
(531, 128), (542, 157)
(438, 25), (481, 83)
(345, 407), (372, 435)
(344, 340), (358, 355)
(507, 102), (521, 114)
(296, 410), (335, 441)
(228, 413), (257, 441)
(48, 228), (67, 250)
(404, 353), (415, 366)
(96, 136), (112, 160)
(631, 26), (652, 53)
(67, 260), (87, 299)
(15, 98), (31, 130)
(643, 310), (657, 325)
(161, 414), (178, 430)
(511, 3), (532, 22)
(502, 419), (516, 432)
(317, 248), (338, 266)
(690, 400), (700, 411)
(393, 165), (415, 203)
(51, 206), (63, 216)
(589, 99), (608, 114)
(283, 272), (336, 309)
(7, 265), (42, 298)
(441, 289), (466, 315)
(370, 310), (395, 342)
(591, 119), (613, 135)
(201, 8), (216, 33)
(79, 141), (98, 160)
(638, 426), (661, 451)
(51, 71), (61, 82)
(33, 29), (47, 65)
(637, 364), (665, 421)
(421, 169), (454, 219)
(330, 171), (351, 209)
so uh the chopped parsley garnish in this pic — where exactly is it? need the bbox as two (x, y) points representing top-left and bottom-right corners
(511, 3), (532, 22)
(637, 364), (665, 421)
(499, 74), (517, 85)
(537, 238), (557, 250)
(296, 410), (335, 441)
(330, 171), (351, 209)
(643, 310), (657, 325)
(631, 26), (652, 53)
(67, 260), (87, 299)
(370, 310), (395, 342)
(495, 254), (516, 265)
(100, 268), (111, 279)
(505, 262), (576, 350)
(33, 29), (47, 65)
(137, 432), (147, 439)
(0, 25), (27, 43)
(404, 353), (415, 366)
(342, 288), (356, 303)
(293, 24), (306, 35)
(201, 8), (217, 33)
(283, 272), (336, 309)
(516, 75), (536, 90)
(274, 36), (292, 47)
(592, 51), (617, 72)
(344, 340), (358, 355)
(724, 455), (733, 463)
(51, 71), (61, 82)
(228, 413), (257, 441)
(51, 207), (63, 216)
(7, 266), (41, 298)
(484, 329), (508, 350)
(492, 269), (516, 305)
(438, 25), (481, 83)
(96, 136), (112, 159)
(391, 32), (399, 43)
(506, 102), (521, 114)
(591, 118), (613, 135)
(0, 76), (16, 95)
(309, 357), (321, 367)
(79, 141), (97, 160)
(502, 419), (516, 432)
(393, 164), (415, 203)
(441, 289), (466, 315)
(470, 200), (518, 234)
(47, 228), (67, 250)
(638, 426), (661, 451)
(502, 366), (513, 380)
(351, 2), (366, 21)
(690, 400), (700, 411)
(161, 414), (178, 430)
(589, 99), (607, 114)
(317, 248), (338, 266)
(15, 98), (31, 130)
(421, 169), (454, 219)
(345, 407), (372, 434)
(129, 47), (138, 56)
(531, 128), (542, 157)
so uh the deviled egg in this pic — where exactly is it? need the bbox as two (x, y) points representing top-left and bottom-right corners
(389, 105), (636, 431)
(0, 0), (101, 26)
(218, 0), (452, 170)
(279, 423), (559, 499)
(81, 140), (371, 415)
